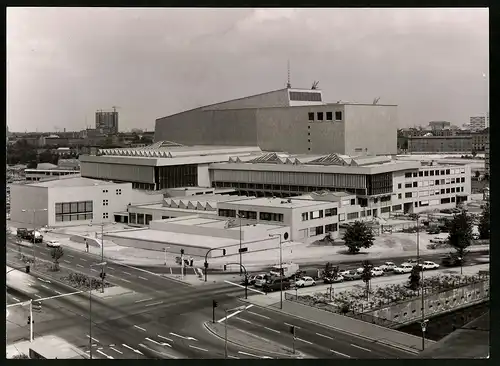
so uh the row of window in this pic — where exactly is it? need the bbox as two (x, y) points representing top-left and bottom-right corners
(217, 209), (284, 222)
(301, 208), (338, 221)
(401, 177), (466, 189)
(55, 201), (93, 215)
(129, 213), (153, 225)
(102, 188), (122, 195)
(401, 186), (465, 199)
(404, 168), (465, 179)
(308, 111), (343, 122)
(55, 213), (93, 222)
(309, 223), (340, 237)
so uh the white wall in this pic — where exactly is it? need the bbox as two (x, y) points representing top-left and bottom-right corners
(10, 184), (49, 228)
(46, 182), (132, 227)
(197, 164), (211, 187)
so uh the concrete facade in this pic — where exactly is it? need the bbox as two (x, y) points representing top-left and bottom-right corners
(409, 136), (472, 153)
(155, 88), (398, 156)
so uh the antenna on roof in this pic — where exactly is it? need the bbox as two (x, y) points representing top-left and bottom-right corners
(286, 60), (291, 89)
(373, 97), (380, 105)
(311, 81), (319, 90)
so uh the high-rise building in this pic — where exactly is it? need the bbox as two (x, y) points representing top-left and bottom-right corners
(95, 110), (119, 135)
(469, 115), (489, 131)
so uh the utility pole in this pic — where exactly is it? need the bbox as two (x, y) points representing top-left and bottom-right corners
(29, 299), (33, 342)
(238, 213), (243, 275)
(101, 223), (105, 293)
(224, 308), (228, 359)
(269, 233), (284, 309)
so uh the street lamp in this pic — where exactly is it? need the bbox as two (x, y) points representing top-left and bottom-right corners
(237, 213), (244, 275)
(91, 221), (106, 287)
(89, 261), (106, 360)
(415, 214), (426, 350)
(22, 208), (48, 269)
(164, 247), (171, 266)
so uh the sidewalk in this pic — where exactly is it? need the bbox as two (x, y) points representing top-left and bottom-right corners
(6, 335), (87, 359)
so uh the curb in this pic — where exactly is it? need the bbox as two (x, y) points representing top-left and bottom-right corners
(203, 321), (302, 358)
(239, 299), (422, 355)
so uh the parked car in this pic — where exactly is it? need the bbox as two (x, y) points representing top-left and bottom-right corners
(324, 275), (344, 284)
(427, 227), (441, 235)
(270, 263), (299, 279)
(430, 237), (448, 244)
(295, 268), (322, 281)
(295, 276), (316, 288)
(356, 263), (373, 274)
(394, 264), (414, 274)
(339, 269), (351, 277)
(343, 270), (362, 281)
(16, 228), (29, 239)
(254, 274), (268, 287)
(379, 262), (396, 272)
(441, 256), (463, 267)
(262, 278), (291, 293)
(421, 261), (439, 270)
(472, 233), (480, 240)
(371, 267), (384, 277)
(45, 240), (61, 248)
(247, 275), (258, 285)
(405, 259), (419, 267)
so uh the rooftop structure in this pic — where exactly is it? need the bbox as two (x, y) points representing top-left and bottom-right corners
(155, 87), (398, 156)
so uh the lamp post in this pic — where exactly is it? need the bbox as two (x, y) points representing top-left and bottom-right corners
(89, 261), (106, 360)
(91, 221), (106, 293)
(164, 247), (170, 266)
(415, 214), (426, 350)
(204, 247), (227, 283)
(237, 213), (244, 275)
(22, 208), (48, 269)
(269, 233), (283, 309)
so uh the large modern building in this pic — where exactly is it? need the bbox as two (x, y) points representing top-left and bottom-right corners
(469, 115), (489, 131)
(154, 88), (398, 156)
(79, 141), (262, 190)
(209, 152), (471, 215)
(408, 136), (472, 153)
(96, 110), (119, 135)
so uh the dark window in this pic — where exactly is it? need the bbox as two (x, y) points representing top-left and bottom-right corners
(405, 173), (412, 178)
(380, 207), (391, 213)
(405, 183), (412, 188)
(398, 193), (402, 199)
(347, 212), (359, 220)
(310, 225), (324, 236)
(405, 192), (412, 198)
(446, 188), (450, 193)
(335, 111), (342, 121)
(441, 197), (451, 204)
(435, 170), (440, 176)
(302, 212), (308, 221)
(413, 182), (418, 188)
(308, 112), (314, 121)
(326, 112), (333, 120)
(366, 172), (393, 195)
(430, 171), (434, 176)
(317, 112), (324, 121)
(325, 223), (338, 232)
(308, 132), (310, 136)
(156, 164), (198, 190)
(350, 199), (356, 205)
(441, 189), (445, 194)
(419, 171), (423, 177)
(398, 183), (402, 189)
(424, 171), (429, 176)
(413, 172), (418, 177)
(218, 209), (236, 218)
(461, 177), (465, 183)
(392, 204), (402, 211)
(145, 214), (153, 225)
(451, 188), (455, 193)
(290, 91), (322, 102)
(56, 200), (93, 222)
(238, 210), (257, 220)
(129, 213), (136, 224)
(446, 169), (450, 175)
(441, 170), (445, 175)
(308, 139), (311, 143)
(259, 212), (284, 222)
(137, 214), (145, 225)
(435, 180), (440, 185)
(325, 208), (337, 217)
(55, 203), (62, 214)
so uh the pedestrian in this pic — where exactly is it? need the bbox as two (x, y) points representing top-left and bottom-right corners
(85, 239), (89, 253)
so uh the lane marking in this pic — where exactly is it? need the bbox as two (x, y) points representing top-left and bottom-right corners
(80, 258), (87, 262)
(110, 344), (115, 347)
(158, 335), (173, 342)
(133, 325), (147, 332)
(122, 344), (144, 355)
(139, 343), (176, 358)
(123, 271), (132, 276)
(108, 266), (115, 270)
(86, 335), (100, 343)
(12, 297), (20, 302)
(169, 332), (197, 341)
(218, 304), (254, 323)
(119, 278), (131, 283)
(224, 280), (266, 294)
(110, 347), (123, 354)
(138, 276), (148, 281)
(76, 264), (84, 268)
(297, 338), (313, 345)
(285, 323), (301, 329)
(68, 255), (74, 258)
(35, 294), (42, 298)
(135, 298), (153, 303)
(40, 285), (50, 290)
(238, 351), (262, 358)
(55, 291), (62, 295)
(331, 350), (351, 358)
(145, 337), (171, 347)
(316, 332), (333, 340)
(350, 344), (372, 352)
(145, 301), (163, 307)
(235, 317), (253, 324)
(37, 277), (51, 283)
(63, 260), (71, 264)
(91, 268), (98, 272)
(248, 311), (270, 320)
(189, 345), (208, 352)
(264, 326), (280, 334)
(98, 347), (104, 350)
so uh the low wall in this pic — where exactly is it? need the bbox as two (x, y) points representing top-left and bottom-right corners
(364, 279), (489, 328)
(69, 235), (102, 248)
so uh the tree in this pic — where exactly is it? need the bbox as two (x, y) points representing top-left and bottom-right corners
(361, 260), (373, 301)
(331, 266), (339, 280)
(478, 203), (490, 240)
(12, 353), (29, 359)
(408, 265), (421, 292)
(475, 170), (481, 178)
(342, 221), (375, 254)
(50, 247), (64, 271)
(323, 262), (332, 278)
(448, 210), (473, 265)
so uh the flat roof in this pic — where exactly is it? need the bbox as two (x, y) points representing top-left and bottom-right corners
(108, 229), (238, 249)
(26, 177), (125, 188)
(223, 197), (329, 209)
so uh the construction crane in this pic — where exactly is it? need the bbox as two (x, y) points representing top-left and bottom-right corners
(372, 97), (381, 105)
(311, 81), (320, 90)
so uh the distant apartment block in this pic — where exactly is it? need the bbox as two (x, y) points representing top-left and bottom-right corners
(485, 140), (489, 172)
(428, 121), (451, 131)
(96, 110), (119, 135)
(408, 136), (472, 153)
(469, 115), (489, 131)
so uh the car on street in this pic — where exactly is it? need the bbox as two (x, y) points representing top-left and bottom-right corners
(421, 261), (439, 270)
(393, 263), (414, 274)
(324, 275), (344, 284)
(356, 263), (373, 274)
(371, 267), (384, 277)
(45, 240), (61, 248)
(295, 276), (316, 288)
(262, 278), (291, 292)
(247, 275), (258, 285)
(441, 255), (464, 267)
(430, 237), (448, 244)
(339, 269), (351, 277)
(405, 259), (419, 267)
(253, 274), (268, 287)
(343, 270), (362, 281)
(379, 262), (396, 272)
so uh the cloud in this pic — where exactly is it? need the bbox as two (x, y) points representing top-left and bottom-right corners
(7, 8), (488, 132)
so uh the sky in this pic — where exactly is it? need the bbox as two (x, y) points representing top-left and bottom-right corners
(7, 7), (489, 133)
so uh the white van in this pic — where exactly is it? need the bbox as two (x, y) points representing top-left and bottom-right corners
(270, 263), (299, 279)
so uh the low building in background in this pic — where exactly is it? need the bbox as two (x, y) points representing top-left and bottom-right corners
(408, 135), (472, 153)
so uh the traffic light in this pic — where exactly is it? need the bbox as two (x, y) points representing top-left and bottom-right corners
(180, 249), (184, 255)
(189, 259), (194, 267)
(27, 316), (33, 325)
(213, 300), (218, 308)
(223, 265), (227, 271)
(204, 262), (209, 269)
(222, 249), (226, 256)
(99, 272), (106, 279)
(25, 265), (30, 274)
(290, 325), (296, 336)
(33, 301), (42, 312)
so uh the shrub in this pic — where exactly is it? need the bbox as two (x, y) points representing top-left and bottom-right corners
(12, 353), (29, 359)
